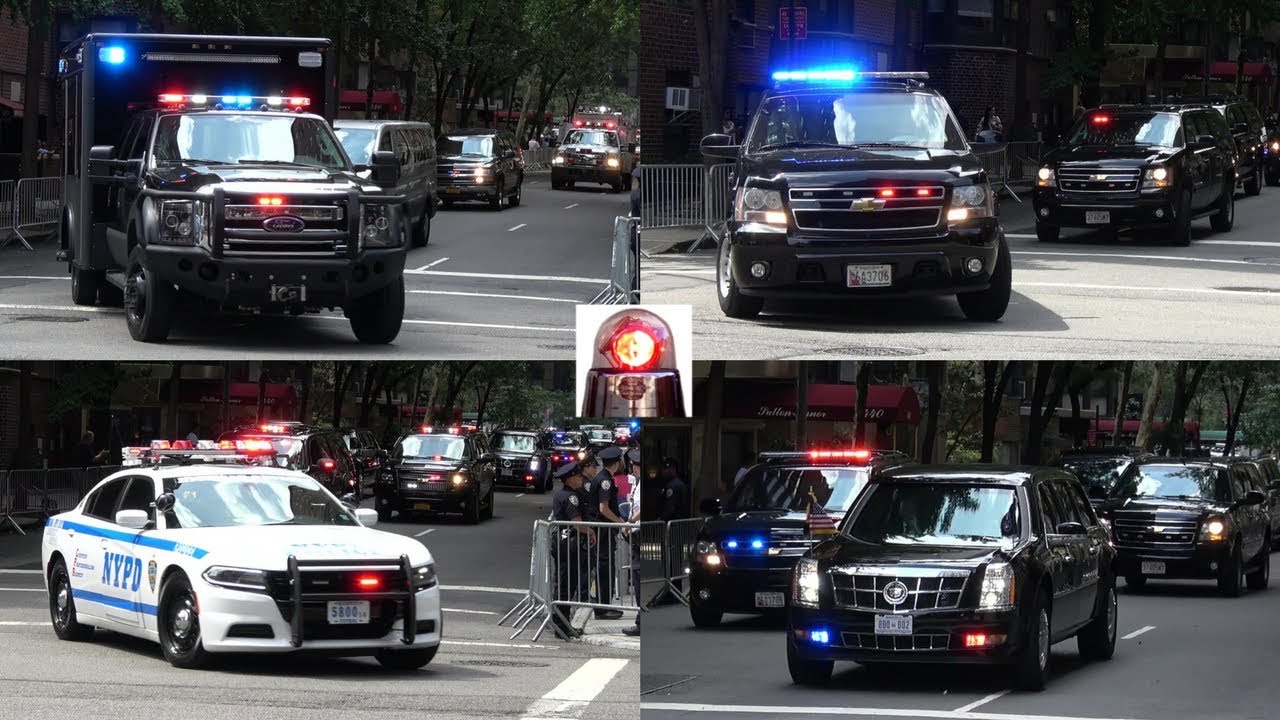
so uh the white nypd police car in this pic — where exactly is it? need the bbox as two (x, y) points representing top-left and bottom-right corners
(41, 457), (442, 669)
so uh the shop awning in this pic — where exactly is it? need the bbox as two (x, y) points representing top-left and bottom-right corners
(0, 97), (22, 118)
(172, 380), (299, 408)
(1091, 418), (1200, 442)
(339, 89), (404, 114)
(1152, 59), (1273, 86)
(711, 382), (921, 424)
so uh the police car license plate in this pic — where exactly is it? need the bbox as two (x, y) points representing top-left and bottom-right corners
(754, 592), (785, 608)
(327, 601), (370, 625)
(1141, 561), (1166, 575)
(269, 285), (306, 303)
(875, 614), (913, 635)
(1085, 210), (1110, 224)
(847, 264), (892, 288)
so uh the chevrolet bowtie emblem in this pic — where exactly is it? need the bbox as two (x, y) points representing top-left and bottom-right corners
(1091, 174), (1109, 181)
(853, 197), (887, 212)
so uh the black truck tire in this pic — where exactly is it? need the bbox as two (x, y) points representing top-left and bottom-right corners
(957, 234), (1012, 322)
(412, 210), (430, 247)
(71, 264), (102, 306)
(124, 246), (176, 343)
(508, 177), (522, 208)
(347, 276), (405, 345)
(715, 239), (764, 319)
(1209, 180), (1235, 232)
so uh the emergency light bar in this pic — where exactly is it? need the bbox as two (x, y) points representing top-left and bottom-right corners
(156, 93), (311, 112)
(582, 309), (684, 418)
(142, 52), (283, 65)
(770, 68), (929, 84)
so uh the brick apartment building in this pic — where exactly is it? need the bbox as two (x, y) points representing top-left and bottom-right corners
(640, 0), (1072, 163)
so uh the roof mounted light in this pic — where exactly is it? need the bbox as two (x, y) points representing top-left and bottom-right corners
(99, 46), (126, 65)
(770, 68), (929, 84)
(582, 309), (684, 418)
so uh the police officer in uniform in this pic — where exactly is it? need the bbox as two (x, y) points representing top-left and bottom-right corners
(659, 457), (689, 522)
(550, 461), (593, 639)
(587, 445), (627, 619)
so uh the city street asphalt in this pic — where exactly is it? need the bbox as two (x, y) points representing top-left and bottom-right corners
(639, 556), (1279, 720)
(0, 176), (627, 358)
(639, 187), (1280, 359)
(0, 488), (638, 720)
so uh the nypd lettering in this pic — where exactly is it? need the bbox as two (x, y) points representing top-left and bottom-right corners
(102, 551), (143, 591)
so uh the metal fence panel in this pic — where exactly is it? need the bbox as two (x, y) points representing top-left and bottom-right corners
(591, 216), (640, 305)
(12, 177), (61, 250)
(524, 147), (557, 171)
(0, 179), (18, 250)
(641, 164), (708, 229)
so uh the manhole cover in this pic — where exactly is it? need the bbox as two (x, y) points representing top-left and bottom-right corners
(1214, 287), (1280, 294)
(452, 659), (550, 668)
(808, 345), (925, 357)
(641, 673), (698, 695)
(14, 315), (89, 323)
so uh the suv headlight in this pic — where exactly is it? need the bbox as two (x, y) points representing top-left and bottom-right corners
(735, 186), (787, 227)
(947, 183), (994, 223)
(202, 565), (268, 591)
(529, 458), (540, 471)
(793, 558), (820, 607)
(694, 539), (721, 566)
(359, 203), (400, 248)
(1200, 515), (1229, 542)
(451, 472), (466, 486)
(1270, 140), (1279, 152)
(1036, 167), (1056, 188)
(979, 562), (1015, 609)
(606, 154), (621, 168)
(1142, 165), (1171, 189)
(411, 563), (438, 589)
(552, 154), (566, 165)
(156, 199), (209, 247)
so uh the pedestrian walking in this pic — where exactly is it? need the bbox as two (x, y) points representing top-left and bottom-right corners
(587, 446), (627, 619)
(977, 105), (1003, 143)
(731, 451), (755, 494)
(550, 461), (593, 639)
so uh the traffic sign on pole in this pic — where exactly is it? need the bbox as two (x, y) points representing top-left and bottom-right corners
(780, 7), (808, 40)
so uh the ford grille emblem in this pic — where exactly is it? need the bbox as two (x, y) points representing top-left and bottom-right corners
(883, 580), (909, 605)
(263, 215), (305, 233)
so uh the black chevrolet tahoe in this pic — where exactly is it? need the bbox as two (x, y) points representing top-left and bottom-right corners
(1033, 105), (1237, 246)
(786, 465), (1116, 691)
(1096, 458), (1270, 596)
(374, 430), (497, 524)
(699, 71), (1011, 322)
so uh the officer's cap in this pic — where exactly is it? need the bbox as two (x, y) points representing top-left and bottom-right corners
(554, 461), (584, 481)
(626, 448), (641, 464)
(598, 446), (624, 463)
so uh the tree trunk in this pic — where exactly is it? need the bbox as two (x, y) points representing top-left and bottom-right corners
(365, 34), (377, 120)
(701, 361), (726, 503)
(409, 364), (425, 430)
(21, 0), (49, 181)
(1223, 374), (1253, 456)
(256, 366), (269, 424)
(296, 363), (313, 424)
(1113, 361), (1133, 446)
(1166, 361), (1209, 456)
(167, 362), (184, 438)
(222, 362), (231, 436)
(795, 362), (809, 451)
(853, 363), (872, 448)
(692, 0), (730, 140)
(1135, 364), (1165, 450)
(16, 362), (32, 469)
(981, 362), (1014, 462)
(1023, 361), (1056, 464)
(921, 362), (944, 463)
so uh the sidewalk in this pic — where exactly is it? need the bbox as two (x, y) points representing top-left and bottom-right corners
(575, 607), (640, 651)
(0, 519), (45, 569)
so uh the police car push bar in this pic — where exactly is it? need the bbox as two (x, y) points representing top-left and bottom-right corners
(582, 309), (685, 418)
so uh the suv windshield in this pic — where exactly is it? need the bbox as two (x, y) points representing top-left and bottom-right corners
(152, 114), (348, 170)
(1066, 112), (1182, 147)
(847, 484), (1021, 548)
(334, 127), (376, 164)
(744, 92), (967, 153)
(162, 474), (356, 529)
(1061, 458), (1129, 496)
(588, 430), (614, 443)
(396, 435), (465, 461)
(564, 130), (619, 147)
(726, 466), (871, 514)
(440, 135), (493, 157)
(553, 432), (584, 447)
(1111, 464), (1230, 501)
(494, 434), (537, 453)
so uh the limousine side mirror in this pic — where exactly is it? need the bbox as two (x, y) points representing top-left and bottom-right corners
(371, 150), (400, 185)
(699, 498), (722, 516)
(1055, 521), (1087, 536)
(1232, 122), (1249, 135)
(1243, 489), (1267, 506)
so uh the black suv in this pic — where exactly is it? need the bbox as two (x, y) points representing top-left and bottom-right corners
(700, 71), (1011, 322)
(217, 423), (362, 497)
(1265, 113), (1280, 186)
(1034, 105), (1237, 246)
(374, 429), (497, 524)
(1182, 95), (1267, 196)
(786, 465), (1116, 691)
(689, 449), (909, 627)
(549, 430), (588, 468)
(1054, 449), (1154, 507)
(436, 128), (525, 209)
(1096, 458), (1270, 596)
(339, 427), (382, 495)
(489, 429), (553, 493)
(1246, 457), (1280, 540)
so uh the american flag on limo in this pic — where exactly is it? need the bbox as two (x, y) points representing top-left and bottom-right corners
(806, 491), (838, 537)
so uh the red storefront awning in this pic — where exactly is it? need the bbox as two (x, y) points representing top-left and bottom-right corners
(175, 380), (299, 408)
(713, 382), (921, 424)
(339, 89), (404, 114)
(1153, 59), (1273, 86)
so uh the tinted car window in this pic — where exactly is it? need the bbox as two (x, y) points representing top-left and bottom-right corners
(441, 135), (494, 157)
(1203, 110), (1231, 137)
(1057, 480), (1095, 526)
(378, 128), (393, 152)
(1037, 484), (1066, 533)
(86, 479), (127, 520)
(847, 484), (1020, 548)
(1069, 111), (1181, 147)
(728, 466), (871, 514)
(1060, 457), (1128, 496)
(118, 477), (156, 521)
(745, 91), (967, 152)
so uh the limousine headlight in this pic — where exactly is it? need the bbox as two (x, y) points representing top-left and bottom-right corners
(979, 562), (1015, 609)
(793, 558), (820, 607)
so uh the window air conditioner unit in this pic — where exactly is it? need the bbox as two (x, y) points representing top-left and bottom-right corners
(666, 87), (690, 111)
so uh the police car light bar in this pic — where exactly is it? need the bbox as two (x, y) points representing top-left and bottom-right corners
(142, 52), (283, 65)
(156, 94), (311, 111)
(771, 68), (929, 83)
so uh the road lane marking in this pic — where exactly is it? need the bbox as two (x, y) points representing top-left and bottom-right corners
(415, 529), (435, 537)
(522, 658), (630, 720)
(408, 289), (579, 304)
(1197, 239), (1280, 248)
(1005, 233), (1036, 239)
(441, 584), (527, 594)
(508, 223), (528, 232)
(1122, 625), (1156, 640)
(0, 621), (44, 625)
(443, 608), (498, 615)
(564, 203), (580, 209)
(0, 570), (40, 574)
(953, 691), (1010, 713)
(405, 269), (609, 284)
(317, 315), (575, 334)
(0, 587), (42, 592)
(414, 257), (450, 271)
(1017, 282), (1280, 297)
(0, 303), (122, 314)
(0, 276), (69, 281)
(514, 493), (525, 498)
(1014, 250), (1259, 266)
(445, 640), (558, 650)
(639, 702), (1149, 720)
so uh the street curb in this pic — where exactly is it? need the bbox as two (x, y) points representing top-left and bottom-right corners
(578, 632), (640, 651)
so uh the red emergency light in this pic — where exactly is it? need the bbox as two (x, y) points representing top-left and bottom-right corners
(605, 121), (616, 129)
(878, 189), (896, 198)
(808, 449), (872, 462)
(573, 119), (585, 127)
(356, 575), (381, 589)
(610, 325), (658, 370)
(964, 633), (988, 648)
(256, 197), (285, 207)
(150, 440), (171, 450)
(171, 440), (193, 450)
(1091, 115), (1110, 124)
(319, 458), (337, 472)
(916, 188), (931, 197)
(237, 439), (275, 453)
(160, 93), (185, 104)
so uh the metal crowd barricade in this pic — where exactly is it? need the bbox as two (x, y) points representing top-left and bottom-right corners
(660, 517), (705, 606)
(499, 520), (555, 640)
(640, 164), (707, 229)
(590, 216), (640, 305)
(12, 177), (61, 250)
(523, 147), (557, 171)
(0, 180), (18, 251)
(636, 519), (668, 609)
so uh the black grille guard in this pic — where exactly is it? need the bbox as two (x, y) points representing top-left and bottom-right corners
(285, 553), (417, 648)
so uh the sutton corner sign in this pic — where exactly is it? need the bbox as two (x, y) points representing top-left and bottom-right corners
(756, 406), (892, 421)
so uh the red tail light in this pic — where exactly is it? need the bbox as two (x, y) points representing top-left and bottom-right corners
(319, 458), (336, 471)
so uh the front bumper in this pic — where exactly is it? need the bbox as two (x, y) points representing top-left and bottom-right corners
(1032, 188), (1177, 230)
(495, 466), (541, 488)
(142, 244), (405, 308)
(726, 218), (1001, 299)
(690, 563), (794, 614)
(438, 180), (499, 200)
(376, 485), (477, 515)
(552, 165), (621, 184)
(195, 561), (442, 654)
(1112, 541), (1231, 579)
(787, 605), (1025, 664)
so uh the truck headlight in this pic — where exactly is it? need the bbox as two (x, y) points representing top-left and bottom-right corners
(793, 558), (820, 607)
(359, 204), (400, 248)
(451, 473), (466, 486)
(202, 565), (268, 591)
(1036, 167), (1056, 188)
(529, 458), (540, 471)
(694, 539), (721, 566)
(156, 199), (209, 247)
(411, 563), (438, 589)
(1142, 165), (1171, 189)
(978, 562), (1015, 609)
(947, 183), (994, 223)
(552, 155), (565, 165)
(735, 186), (787, 227)
(606, 155), (621, 168)
(401, 480), (419, 490)
(1200, 515), (1229, 542)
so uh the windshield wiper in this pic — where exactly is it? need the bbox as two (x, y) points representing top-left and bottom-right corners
(171, 158), (231, 165)
(847, 142), (930, 150)
(756, 140), (848, 151)
(237, 159), (320, 168)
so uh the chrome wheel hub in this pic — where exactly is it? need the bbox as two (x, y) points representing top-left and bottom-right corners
(172, 605), (194, 638)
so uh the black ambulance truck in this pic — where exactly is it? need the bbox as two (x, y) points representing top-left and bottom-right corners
(59, 34), (409, 343)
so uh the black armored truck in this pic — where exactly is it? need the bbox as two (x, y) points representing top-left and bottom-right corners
(59, 34), (410, 343)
